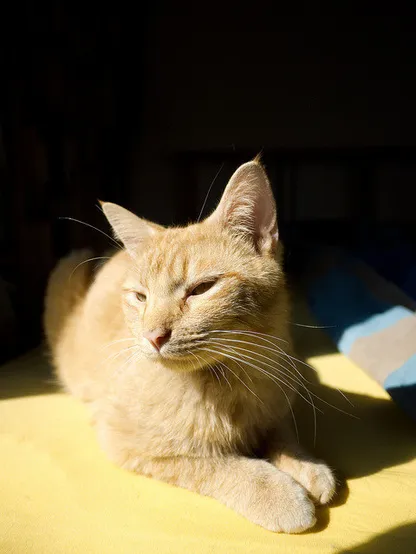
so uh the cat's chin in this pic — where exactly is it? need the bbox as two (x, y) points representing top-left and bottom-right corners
(144, 350), (203, 372)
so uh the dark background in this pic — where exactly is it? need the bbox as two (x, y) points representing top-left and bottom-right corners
(1, 5), (416, 362)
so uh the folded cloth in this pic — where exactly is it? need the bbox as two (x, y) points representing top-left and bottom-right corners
(306, 246), (416, 423)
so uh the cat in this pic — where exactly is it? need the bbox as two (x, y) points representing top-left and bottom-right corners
(44, 160), (335, 533)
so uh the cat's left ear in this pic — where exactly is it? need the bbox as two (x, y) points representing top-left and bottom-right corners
(206, 160), (278, 254)
(101, 202), (163, 252)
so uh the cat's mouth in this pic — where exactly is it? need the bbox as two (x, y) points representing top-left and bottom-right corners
(144, 345), (193, 362)
(141, 333), (228, 372)
(145, 345), (218, 373)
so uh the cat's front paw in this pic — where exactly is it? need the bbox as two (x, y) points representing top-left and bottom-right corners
(277, 455), (336, 505)
(248, 472), (316, 533)
(273, 477), (317, 534)
(301, 461), (336, 505)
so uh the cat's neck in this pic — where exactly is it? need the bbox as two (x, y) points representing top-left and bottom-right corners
(183, 356), (281, 410)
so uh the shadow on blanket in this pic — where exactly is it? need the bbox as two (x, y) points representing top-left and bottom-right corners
(1, 348), (415, 488)
(336, 522), (416, 553)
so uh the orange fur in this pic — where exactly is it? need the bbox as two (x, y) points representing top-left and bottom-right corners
(44, 161), (335, 533)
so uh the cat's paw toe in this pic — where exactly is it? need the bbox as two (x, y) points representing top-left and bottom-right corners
(275, 481), (317, 533)
(250, 473), (317, 533)
(300, 462), (336, 505)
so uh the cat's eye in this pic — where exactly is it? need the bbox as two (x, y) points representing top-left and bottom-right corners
(188, 280), (217, 297)
(135, 292), (147, 303)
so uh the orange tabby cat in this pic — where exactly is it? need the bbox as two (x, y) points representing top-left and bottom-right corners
(44, 160), (335, 533)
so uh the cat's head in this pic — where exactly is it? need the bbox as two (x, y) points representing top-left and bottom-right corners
(102, 160), (288, 371)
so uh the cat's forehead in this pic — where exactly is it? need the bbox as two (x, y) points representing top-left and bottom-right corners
(135, 227), (230, 285)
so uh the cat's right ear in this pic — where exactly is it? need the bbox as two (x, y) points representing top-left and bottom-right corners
(205, 160), (278, 254)
(101, 202), (162, 252)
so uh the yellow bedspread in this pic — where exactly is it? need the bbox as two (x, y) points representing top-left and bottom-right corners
(1, 326), (416, 553)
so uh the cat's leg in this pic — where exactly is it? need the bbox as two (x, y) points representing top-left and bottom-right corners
(97, 421), (316, 534)
(127, 455), (316, 533)
(267, 432), (336, 505)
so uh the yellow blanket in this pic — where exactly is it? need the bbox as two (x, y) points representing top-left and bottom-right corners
(1, 329), (416, 553)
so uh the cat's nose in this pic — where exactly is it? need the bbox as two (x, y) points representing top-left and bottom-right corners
(143, 328), (172, 351)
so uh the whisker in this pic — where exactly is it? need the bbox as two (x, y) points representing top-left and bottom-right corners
(211, 365), (222, 386)
(196, 162), (224, 223)
(205, 339), (307, 392)
(211, 342), (358, 419)
(207, 360), (223, 386)
(204, 340), (323, 413)
(112, 347), (141, 377)
(187, 350), (221, 386)
(209, 329), (302, 379)
(69, 256), (111, 281)
(216, 361), (232, 390)
(185, 349), (199, 369)
(199, 346), (299, 398)
(203, 353), (232, 389)
(101, 344), (138, 366)
(213, 347), (254, 384)
(59, 216), (122, 249)
(199, 346), (299, 442)
(217, 359), (263, 403)
(288, 322), (337, 329)
(185, 349), (201, 375)
(193, 349), (227, 388)
(209, 364), (223, 386)
(208, 339), (300, 386)
(206, 338), (318, 441)
(211, 332), (354, 408)
(280, 351), (354, 408)
(207, 363), (222, 386)
(100, 337), (136, 351)
(123, 348), (143, 370)
(211, 329), (288, 343)
(209, 336), (307, 384)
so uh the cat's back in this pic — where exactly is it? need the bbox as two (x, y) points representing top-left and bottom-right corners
(46, 249), (131, 400)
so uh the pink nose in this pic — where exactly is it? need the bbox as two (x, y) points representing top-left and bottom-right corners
(143, 328), (172, 351)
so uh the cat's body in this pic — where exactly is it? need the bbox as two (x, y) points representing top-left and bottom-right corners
(45, 161), (335, 533)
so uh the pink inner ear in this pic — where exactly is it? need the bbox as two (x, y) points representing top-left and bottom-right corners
(254, 187), (277, 237)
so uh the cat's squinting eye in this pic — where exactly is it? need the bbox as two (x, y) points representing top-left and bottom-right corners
(188, 280), (217, 297)
(135, 292), (147, 302)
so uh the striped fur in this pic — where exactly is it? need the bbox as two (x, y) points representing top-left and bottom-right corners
(44, 160), (335, 533)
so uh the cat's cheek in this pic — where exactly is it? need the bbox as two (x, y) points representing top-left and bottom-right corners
(122, 301), (143, 336)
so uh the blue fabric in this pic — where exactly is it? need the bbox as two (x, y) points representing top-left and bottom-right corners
(307, 267), (410, 354)
(306, 248), (416, 423)
(338, 307), (410, 355)
(385, 355), (416, 422)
